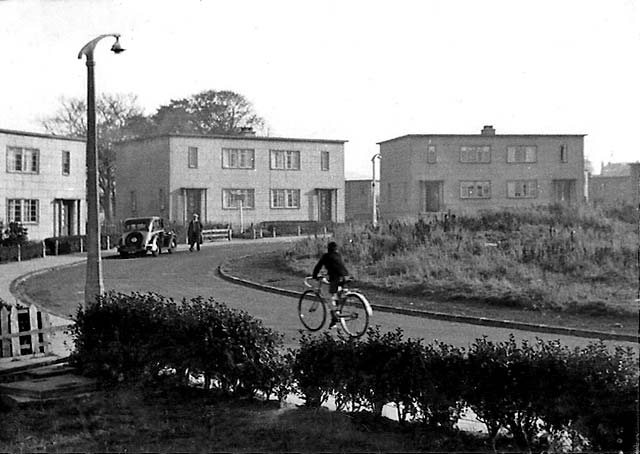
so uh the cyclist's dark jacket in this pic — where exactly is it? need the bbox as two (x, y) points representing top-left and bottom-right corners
(313, 251), (349, 293)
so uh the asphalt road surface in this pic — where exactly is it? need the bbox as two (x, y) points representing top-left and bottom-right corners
(36, 239), (639, 352)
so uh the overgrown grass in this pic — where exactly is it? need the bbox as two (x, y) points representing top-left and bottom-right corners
(286, 205), (638, 316)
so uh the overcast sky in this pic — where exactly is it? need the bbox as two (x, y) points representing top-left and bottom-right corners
(1, 0), (638, 178)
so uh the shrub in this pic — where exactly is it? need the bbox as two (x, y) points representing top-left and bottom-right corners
(70, 292), (288, 399)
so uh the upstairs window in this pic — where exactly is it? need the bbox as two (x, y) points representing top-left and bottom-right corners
(460, 181), (491, 199)
(7, 146), (39, 174)
(222, 148), (255, 169)
(426, 145), (437, 164)
(560, 144), (569, 163)
(270, 150), (300, 170)
(62, 150), (71, 175)
(460, 146), (490, 163)
(507, 146), (537, 163)
(188, 146), (198, 168)
(321, 151), (330, 171)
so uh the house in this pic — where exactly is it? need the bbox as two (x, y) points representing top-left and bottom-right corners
(589, 162), (638, 207)
(114, 133), (346, 227)
(345, 179), (379, 223)
(377, 125), (586, 220)
(1, 128), (86, 240)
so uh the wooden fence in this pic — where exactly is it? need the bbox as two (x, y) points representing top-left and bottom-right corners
(201, 228), (232, 242)
(0, 305), (52, 358)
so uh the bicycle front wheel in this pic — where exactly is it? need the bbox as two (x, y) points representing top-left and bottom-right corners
(298, 290), (327, 331)
(338, 292), (371, 338)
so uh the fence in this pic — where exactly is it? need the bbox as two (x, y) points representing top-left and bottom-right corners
(201, 228), (232, 242)
(0, 304), (52, 358)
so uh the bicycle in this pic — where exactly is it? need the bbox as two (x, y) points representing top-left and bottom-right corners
(298, 275), (373, 338)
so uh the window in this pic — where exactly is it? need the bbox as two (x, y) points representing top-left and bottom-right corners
(271, 189), (300, 209)
(460, 181), (491, 199)
(8, 199), (38, 223)
(460, 146), (490, 163)
(188, 146), (198, 168)
(62, 150), (71, 175)
(222, 189), (255, 209)
(507, 146), (537, 163)
(7, 146), (39, 173)
(321, 151), (330, 171)
(270, 150), (300, 170)
(222, 148), (255, 169)
(560, 144), (569, 163)
(507, 180), (538, 198)
(426, 145), (437, 164)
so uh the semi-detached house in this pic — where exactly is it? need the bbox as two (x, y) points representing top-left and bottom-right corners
(1, 128), (86, 240)
(114, 133), (346, 227)
(378, 125), (586, 220)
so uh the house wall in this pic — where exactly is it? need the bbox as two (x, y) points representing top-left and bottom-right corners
(589, 175), (633, 206)
(345, 180), (378, 222)
(114, 136), (171, 223)
(0, 129), (85, 240)
(379, 131), (585, 220)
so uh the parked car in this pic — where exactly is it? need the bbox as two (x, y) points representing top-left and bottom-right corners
(117, 216), (176, 257)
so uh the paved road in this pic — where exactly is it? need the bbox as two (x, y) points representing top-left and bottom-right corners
(22, 239), (639, 352)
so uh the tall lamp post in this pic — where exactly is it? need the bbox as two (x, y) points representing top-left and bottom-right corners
(371, 153), (380, 227)
(78, 34), (125, 307)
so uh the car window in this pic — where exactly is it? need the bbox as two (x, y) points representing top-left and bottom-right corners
(124, 220), (150, 232)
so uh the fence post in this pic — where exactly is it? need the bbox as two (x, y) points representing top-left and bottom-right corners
(55, 240), (59, 256)
(17, 244), (21, 262)
(259, 228), (263, 238)
(80, 237), (84, 253)
(272, 227), (276, 238)
(297, 225), (301, 236)
(227, 229), (232, 241)
(323, 226), (327, 238)
(106, 236), (110, 250)
(9, 306), (20, 357)
(42, 240), (46, 258)
(29, 305), (38, 355)
(252, 228), (256, 240)
(0, 306), (10, 357)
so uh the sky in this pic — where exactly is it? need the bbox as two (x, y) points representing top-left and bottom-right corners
(0, 0), (638, 179)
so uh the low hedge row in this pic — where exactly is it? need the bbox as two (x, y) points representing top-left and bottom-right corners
(0, 234), (120, 263)
(71, 293), (638, 453)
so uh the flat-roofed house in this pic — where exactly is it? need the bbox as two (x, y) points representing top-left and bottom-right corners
(377, 125), (586, 220)
(1, 128), (86, 240)
(114, 133), (346, 227)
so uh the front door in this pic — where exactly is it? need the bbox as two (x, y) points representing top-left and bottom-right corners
(186, 189), (203, 220)
(424, 181), (442, 212)
(553, 179), (576, 203)
(318, 190), (333, 222)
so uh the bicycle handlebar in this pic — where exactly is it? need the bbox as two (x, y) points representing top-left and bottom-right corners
(304, 276), (329, 288)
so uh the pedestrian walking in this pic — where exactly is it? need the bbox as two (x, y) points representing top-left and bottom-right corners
(187, 213), (203, 251)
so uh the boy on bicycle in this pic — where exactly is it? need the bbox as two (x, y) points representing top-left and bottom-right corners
(312, 241), (350, 327)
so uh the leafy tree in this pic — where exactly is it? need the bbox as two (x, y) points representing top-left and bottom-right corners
(41, 94), (146, 225)
(150, 90), (266, 135)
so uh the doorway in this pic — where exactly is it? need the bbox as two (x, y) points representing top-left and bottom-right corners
(423, 181), (443, 212)
(317, 190), (333, 222)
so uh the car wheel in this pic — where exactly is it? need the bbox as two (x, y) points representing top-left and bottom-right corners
(168, 239), (176, 253)
(151, 238), (160, 257)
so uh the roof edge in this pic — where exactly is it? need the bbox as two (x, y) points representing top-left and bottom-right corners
(117, 132), (348, 145)
(378, 133), (588, 145)
(0, 128), (86, 143)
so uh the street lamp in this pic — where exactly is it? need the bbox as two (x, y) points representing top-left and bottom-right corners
(78, 34), (124, 307)
(371, 153), (381, 227)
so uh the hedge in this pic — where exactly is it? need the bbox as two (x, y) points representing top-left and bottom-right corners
(69, 293), (639, 453)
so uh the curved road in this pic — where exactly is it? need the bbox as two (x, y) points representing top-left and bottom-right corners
(28, 239), (638, 352)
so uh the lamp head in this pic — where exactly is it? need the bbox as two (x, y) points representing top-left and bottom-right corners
(110, 37), (125, 54)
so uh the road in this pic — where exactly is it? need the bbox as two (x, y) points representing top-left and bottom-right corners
(29, 239), (639, 352)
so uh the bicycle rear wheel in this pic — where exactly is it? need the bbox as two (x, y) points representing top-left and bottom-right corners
(338, 292), (371, 338)
(298, 290), (327, 331)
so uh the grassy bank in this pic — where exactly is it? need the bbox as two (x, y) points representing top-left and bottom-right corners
(285, 205), (637, 317)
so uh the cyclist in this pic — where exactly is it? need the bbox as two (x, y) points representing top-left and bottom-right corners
(312, 241), (350, 327)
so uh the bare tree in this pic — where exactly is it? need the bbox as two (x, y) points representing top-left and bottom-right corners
(42, 94), (146, 225)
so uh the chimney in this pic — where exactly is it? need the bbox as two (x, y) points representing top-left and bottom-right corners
(481, 125), (495, 136)
(239, 126), (256, 136)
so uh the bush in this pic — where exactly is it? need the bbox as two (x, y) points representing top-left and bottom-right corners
(70, 292), (289, 399)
